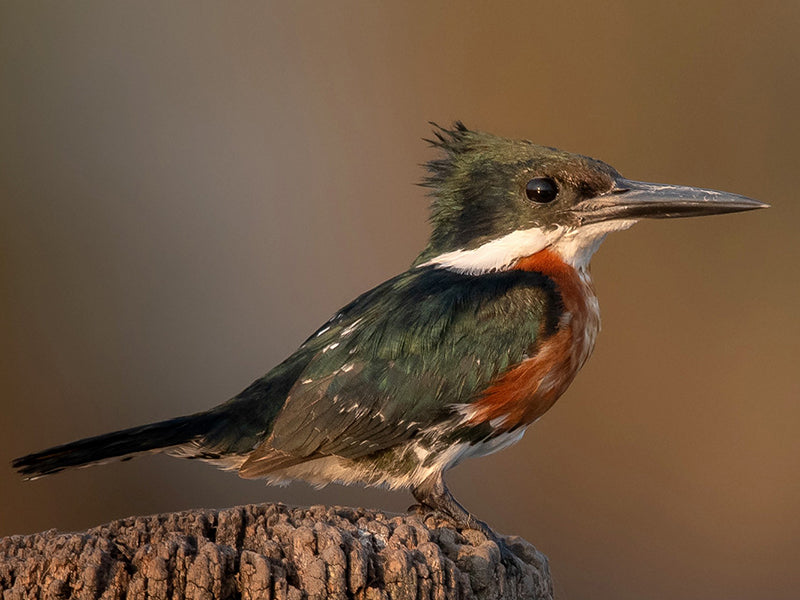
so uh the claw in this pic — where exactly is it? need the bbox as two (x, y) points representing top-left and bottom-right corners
(410, 472), (525, 573)
(406, 502), (434, 516)
(495, 536), (526, 575)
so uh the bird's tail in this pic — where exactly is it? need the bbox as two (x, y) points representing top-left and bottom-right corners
(12, 412), (218, 479)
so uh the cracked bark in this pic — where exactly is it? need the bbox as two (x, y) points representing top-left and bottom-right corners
(0, 503), (553, 600)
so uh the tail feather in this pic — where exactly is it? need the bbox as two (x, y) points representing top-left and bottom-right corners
(12, 413), (217, 479)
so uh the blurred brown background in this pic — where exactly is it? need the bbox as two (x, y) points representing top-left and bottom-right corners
(1, 2), (797, 598)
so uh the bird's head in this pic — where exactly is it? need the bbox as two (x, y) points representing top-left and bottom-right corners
(416, 123), (767, 273)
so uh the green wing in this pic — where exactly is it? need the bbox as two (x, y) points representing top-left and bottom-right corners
(240, 266), (561, 476)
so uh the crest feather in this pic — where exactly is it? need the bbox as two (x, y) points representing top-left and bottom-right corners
(420, 121), (475, 188)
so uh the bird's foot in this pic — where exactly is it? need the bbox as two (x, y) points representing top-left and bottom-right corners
(494, 536), (526, 575)
(408, 474), (524, 574)
(407, 503), (462, 530)
(406, 502), (434, 516)
(459, 516), (525, 574)
(434, 511), (525, 574)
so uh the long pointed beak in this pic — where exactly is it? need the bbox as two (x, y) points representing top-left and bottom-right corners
(573, 178), (769, 224)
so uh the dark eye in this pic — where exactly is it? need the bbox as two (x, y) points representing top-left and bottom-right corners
(525, 177), (558, 203)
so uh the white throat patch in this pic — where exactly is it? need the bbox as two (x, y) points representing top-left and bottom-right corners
(419, 220), (636, 274)
(552, 220), (637, 269)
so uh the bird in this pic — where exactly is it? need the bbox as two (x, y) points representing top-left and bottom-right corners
(13, 122), (767, 544)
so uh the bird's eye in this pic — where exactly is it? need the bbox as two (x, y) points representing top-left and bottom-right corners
(525, 177), (558, 203)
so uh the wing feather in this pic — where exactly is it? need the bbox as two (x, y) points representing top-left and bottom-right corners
(239, 266), (560, 479)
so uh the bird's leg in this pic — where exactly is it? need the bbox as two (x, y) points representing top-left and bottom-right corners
(410, 472), (523, 571)
(410, 472), (499, 544)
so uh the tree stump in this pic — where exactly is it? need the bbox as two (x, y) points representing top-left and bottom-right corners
(0, 503), (553, 599)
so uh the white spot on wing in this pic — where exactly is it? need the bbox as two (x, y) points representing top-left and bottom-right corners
(340, 318), (363, 337)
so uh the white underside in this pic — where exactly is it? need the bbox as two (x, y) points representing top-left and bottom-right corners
(254, 427), (528, 490)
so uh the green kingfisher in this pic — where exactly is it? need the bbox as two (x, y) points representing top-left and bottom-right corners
(13, 123), (766, 542)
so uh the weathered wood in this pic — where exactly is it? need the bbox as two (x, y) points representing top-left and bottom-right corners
(0, 503), (553, 600)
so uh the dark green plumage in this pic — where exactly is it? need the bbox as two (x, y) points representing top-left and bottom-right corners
(242, 266), (561, 470)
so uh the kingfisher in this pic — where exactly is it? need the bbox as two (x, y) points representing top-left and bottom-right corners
(13, 123), (766, 544)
